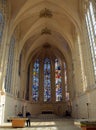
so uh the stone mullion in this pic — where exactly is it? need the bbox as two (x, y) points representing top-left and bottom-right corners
(51, 59), (55, 103)
(39, 59), (44, 103)
(84, 20), (95, 87)
(61, 60), (65, 102)
(29, 63), (32, 102)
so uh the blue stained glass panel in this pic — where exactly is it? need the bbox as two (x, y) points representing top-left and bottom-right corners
(55, 59), (62, 101)
(32, 59), (39, 101)
(44, 58), (51, 102)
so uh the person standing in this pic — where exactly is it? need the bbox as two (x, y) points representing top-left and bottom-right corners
(26, 111), (31, 127)
(18, 112), (23, 117)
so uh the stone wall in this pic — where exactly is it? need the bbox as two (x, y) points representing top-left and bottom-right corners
(4, 94), (67, 122)
(72, 88), (96, 119)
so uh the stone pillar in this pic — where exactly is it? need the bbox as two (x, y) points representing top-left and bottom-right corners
(11, 43), (17, 95)
(73, 31), (85, 95)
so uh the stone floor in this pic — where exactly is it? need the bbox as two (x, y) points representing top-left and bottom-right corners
(0, 118), (81, 130)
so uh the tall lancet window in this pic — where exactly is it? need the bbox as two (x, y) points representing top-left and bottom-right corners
(55, 59), (62, 101)
(0, 11), (4, 44)
(32, 59), (39, 101)
(89, 2), (96, 36)
(85, 1), (96, 76)
(5, 36), (15, 93)
(44, 58), (51, 102)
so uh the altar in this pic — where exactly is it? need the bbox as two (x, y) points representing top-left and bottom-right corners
(11, 118), (28, 128)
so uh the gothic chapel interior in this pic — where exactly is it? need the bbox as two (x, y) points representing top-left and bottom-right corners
(0, 0), (96, 124)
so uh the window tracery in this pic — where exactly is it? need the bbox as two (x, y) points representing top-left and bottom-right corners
(85, 1), (96, 76)
(32, 59), (39, 101)
(31, 57), (68, 103)
(55, 59), (62, 101)
(44, 58), (51, 102)
(5, 36), (15, 93)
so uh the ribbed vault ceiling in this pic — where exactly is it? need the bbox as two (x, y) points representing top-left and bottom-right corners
(8, 0), (83, 64)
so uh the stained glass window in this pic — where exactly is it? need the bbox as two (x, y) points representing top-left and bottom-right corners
(44, 58), (51, 102)
(85, 1), (96, 76)
(0, 11), (4, 44)
(5, 36), (15, 93)
(31, 57), (68, 102)
(55, 59), (62, 101)
(32, 59), (39, 101)
(89, 2), (96, 36)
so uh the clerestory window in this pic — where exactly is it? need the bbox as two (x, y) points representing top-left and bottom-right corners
(0, 11), (4, 44)
(85, 1), (96, 76)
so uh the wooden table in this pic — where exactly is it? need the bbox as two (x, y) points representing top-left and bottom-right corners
(12, 118), (28, 128)
(74, 120), (96, 130)
(81, 126), (96, 130)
